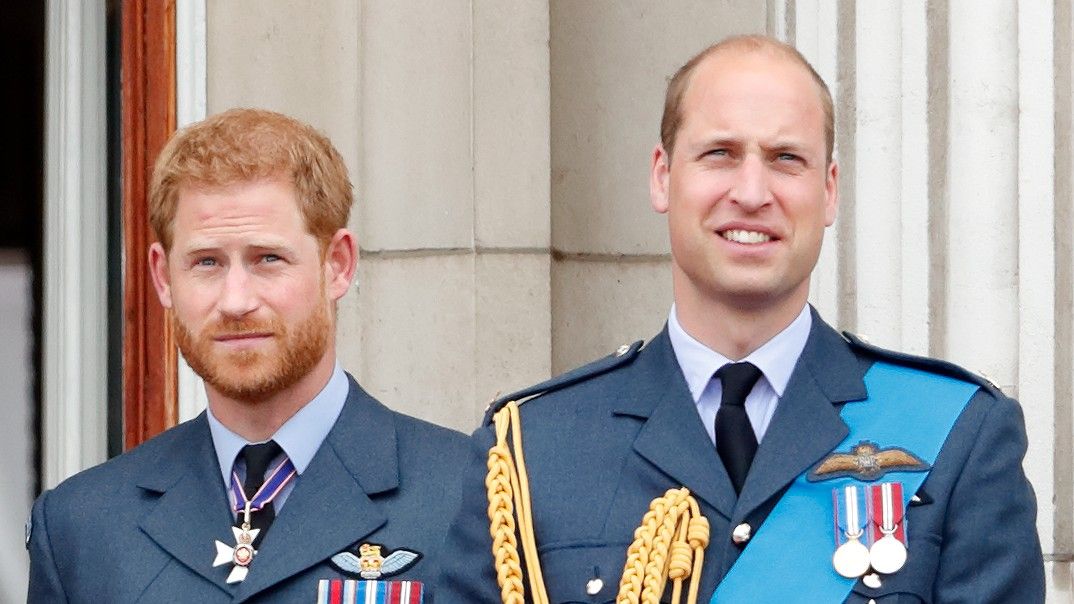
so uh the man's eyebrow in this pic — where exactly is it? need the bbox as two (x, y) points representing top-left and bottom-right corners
(762, 140), (816, 158)
(694, 134), (741, 149)
(179, 242), (221, 257)
(246, 241), (293, 250)
(766, 140), (808, 151)
(178, 240), (296, 255)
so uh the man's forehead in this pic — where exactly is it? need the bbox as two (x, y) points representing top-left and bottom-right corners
(688, 47), (821, 99)
(678, 50), (827, 136)
(174, 179), (300, 219)
(168, 179), (315, 248)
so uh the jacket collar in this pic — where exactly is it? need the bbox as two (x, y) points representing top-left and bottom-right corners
(614, 308), (867, 520)
(137, 375), (399, 601)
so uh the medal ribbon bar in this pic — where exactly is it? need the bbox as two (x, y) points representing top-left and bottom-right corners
(834, 485), (867, 546)
(316, 579), (424, 604)
(868, 482), (906, 544)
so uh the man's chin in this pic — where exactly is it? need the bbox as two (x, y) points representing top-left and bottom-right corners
(201, 361), (287, 403)
(207, 377), (285, 404)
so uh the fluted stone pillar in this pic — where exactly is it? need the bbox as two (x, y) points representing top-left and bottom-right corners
(785, 0), (1071, 598)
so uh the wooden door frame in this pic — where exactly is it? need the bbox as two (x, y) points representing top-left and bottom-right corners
(121, 0), (178, 449)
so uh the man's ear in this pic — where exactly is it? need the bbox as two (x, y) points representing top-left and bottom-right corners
(148, 242), (173, 308)
(324, 228), (358, 301)
(824, 160), (839, 226)
(650, 144), (671, 214)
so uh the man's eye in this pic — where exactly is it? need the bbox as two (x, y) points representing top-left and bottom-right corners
(777, 153), (801, 162)
(195, 257), (217, 267)
(262, 254), (282, 263)
(707, 149), (729, 157)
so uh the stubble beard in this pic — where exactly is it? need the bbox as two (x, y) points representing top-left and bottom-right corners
(173, 295), (332, 404)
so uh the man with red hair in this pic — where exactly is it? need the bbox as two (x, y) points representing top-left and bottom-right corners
(28, 109), (466, 603)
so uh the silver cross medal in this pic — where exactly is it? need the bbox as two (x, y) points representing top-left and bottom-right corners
(213, 503), (260, 584)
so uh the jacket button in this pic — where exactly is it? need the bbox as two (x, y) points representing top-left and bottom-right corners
(586, 578), (603, 595)
(732, 522), (752, 544)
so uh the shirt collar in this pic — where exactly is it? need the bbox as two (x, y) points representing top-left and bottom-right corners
(207, 362), (350, 486)
(667, 304), (812, 402)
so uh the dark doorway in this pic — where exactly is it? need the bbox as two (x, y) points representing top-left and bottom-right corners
(0, 1), (44, 598)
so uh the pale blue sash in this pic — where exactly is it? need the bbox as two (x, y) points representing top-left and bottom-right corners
(710, 361), (979, 603)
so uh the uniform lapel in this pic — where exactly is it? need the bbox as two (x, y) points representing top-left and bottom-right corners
(233, 378), (394, 602)
(137, 414), (236, 596)
(734, 310), (868, 519)
(616, 329), (738, 520)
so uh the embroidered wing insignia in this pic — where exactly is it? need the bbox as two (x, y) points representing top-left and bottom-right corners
(380, 549), (421, 575)
(808, 440), (929, 482)
(330, 551), (363, 575)
(330, 543), (422, 579)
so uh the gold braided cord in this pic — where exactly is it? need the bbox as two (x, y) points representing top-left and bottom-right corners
(486, 403), (710, 604)
(506, 403), (548, 604)
(486, 410), (524, 603)
(486, 403), (549, 604)
(616, 488), (710, 604)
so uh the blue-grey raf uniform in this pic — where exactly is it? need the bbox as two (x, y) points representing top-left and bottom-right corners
(27, 376), (468, 603)
(438, 309), (1044, 603)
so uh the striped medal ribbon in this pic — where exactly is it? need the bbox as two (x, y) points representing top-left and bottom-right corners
(831, 484), (870, 579)
(230, 456), (298, 520)
(868, 482), (908, 574)
(316, 579), (424, 604)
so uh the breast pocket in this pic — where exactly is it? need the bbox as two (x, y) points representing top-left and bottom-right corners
(845, 535), (939, 604)
(539, 543), (629, 604)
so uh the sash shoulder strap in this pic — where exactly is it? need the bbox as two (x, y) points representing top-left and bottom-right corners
(842, 331), (1001, 394)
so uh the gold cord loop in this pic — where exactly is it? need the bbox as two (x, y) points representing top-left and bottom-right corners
(486, 403), (710, 604)
(616, 488), (709, 604)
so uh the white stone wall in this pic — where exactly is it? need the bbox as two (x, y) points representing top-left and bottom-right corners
(204, 1), (1073, 598)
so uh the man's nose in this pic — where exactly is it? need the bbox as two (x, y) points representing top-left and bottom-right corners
(217, 264), (259, 317)
(728, 154), (771, 211)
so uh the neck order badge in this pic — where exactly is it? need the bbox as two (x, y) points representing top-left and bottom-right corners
(709, 362), (978, 603)
(212, 456), (297, 583)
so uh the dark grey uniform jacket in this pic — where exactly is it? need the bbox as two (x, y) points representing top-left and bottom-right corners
(28, 375), (468, 603)
(438, 310), (1044, 603)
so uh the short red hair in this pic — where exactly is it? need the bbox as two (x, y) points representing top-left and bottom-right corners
(149, 108), (353, 251)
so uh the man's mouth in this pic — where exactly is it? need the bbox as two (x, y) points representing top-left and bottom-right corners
(719, 229), (773, 244)
(215, 332), (273, 343)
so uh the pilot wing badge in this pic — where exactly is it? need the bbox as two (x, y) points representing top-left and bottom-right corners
(809, 440), (929, 482)
(330, 543), (422, 579)
(324, 544), (425, 604)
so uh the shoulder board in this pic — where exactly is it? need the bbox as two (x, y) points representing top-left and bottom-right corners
(842, 331), (1001, 394)
(482, 340), (644, 425)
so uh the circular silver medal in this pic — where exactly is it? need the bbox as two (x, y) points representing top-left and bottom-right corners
(869, 534), (907, 574)
(832, 538), (871, 578)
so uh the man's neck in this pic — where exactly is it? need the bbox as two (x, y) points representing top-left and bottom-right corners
(673, 286), (809, 360)
(206, 354), (336, 442)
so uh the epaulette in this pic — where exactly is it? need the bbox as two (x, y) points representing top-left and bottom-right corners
(482, 340), (645, 425)
(841, 331), (1002, 394)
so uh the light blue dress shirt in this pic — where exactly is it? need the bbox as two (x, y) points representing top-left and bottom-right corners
(667, 304), (812, 445)
(207, 362), (349, 515)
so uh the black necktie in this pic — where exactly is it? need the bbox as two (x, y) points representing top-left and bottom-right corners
(715, 362), (763, 495)
(237, 440), (283, 547)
